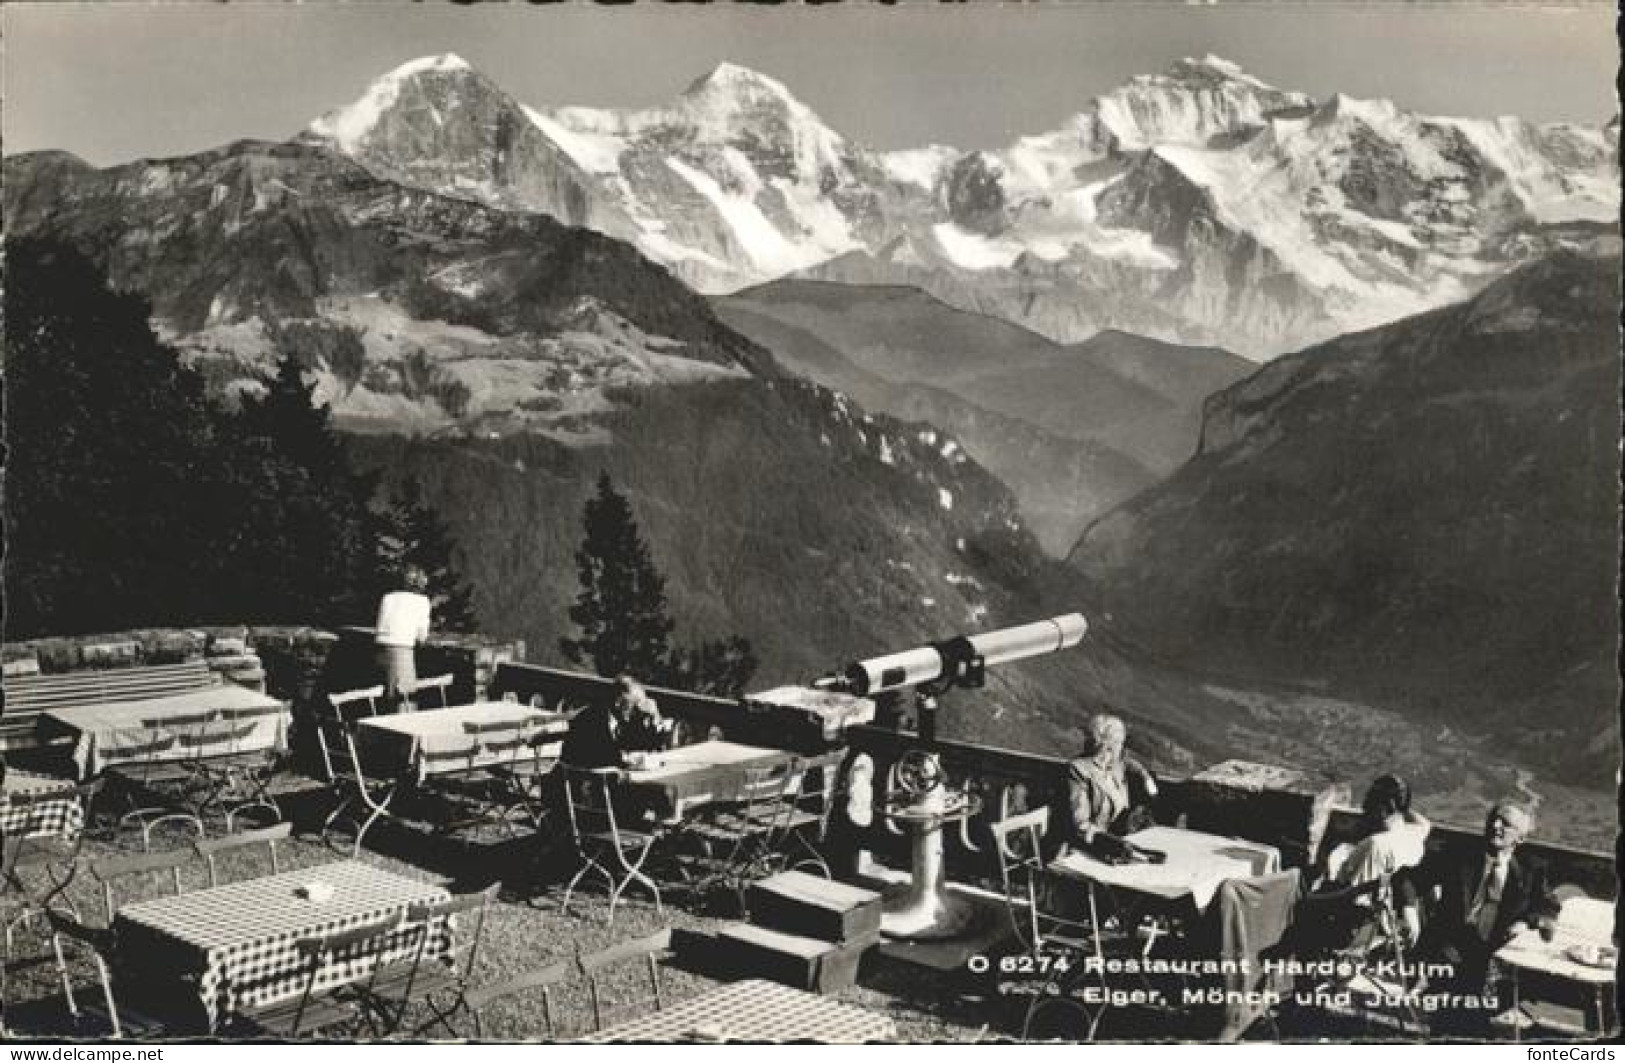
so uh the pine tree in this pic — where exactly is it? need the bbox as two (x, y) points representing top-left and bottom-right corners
(379, 476), (478, 633)
(560, 472), (758, 695)
(215, 357), (382, 625)
(560, 473), (676, 678)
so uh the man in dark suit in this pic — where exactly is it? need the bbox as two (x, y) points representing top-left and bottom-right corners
(1398, 800), (1558, 1028)
(560, 675), (672, 770)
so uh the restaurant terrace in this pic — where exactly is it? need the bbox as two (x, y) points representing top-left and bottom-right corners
(1, 625), (1615, 1042)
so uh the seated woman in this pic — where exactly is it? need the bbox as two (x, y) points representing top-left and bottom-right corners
(1067, 713), (1158, 847)
(1325, 774), (1430, 890)
(1296, 774), (1431, 956)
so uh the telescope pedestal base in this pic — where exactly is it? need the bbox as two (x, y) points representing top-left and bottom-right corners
(880, 802), (980, 942)
(881, 885), (980, 941)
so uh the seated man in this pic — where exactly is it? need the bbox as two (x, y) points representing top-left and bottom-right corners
(1397, 800), (1558, 1026)
(560, 675), (673, 770)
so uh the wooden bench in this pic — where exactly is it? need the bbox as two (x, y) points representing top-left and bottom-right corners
(0, 660), (222, 753)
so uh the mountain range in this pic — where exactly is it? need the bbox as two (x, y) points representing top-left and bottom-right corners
(1070, 247), (1622, 787)
(302, 53), (1618, 356)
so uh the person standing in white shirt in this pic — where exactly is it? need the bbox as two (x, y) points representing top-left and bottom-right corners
(376, 567), (432, 710)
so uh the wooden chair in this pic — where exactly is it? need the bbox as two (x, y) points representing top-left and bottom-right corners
(461, 960), (572, 1038)
(578, 926), (672, 1033)
(364, 882), (501, 1036)
(89, 847), (195, 925)
(45, 910), (173, 1039)
(194, 822), (292, 888)
(403, 674), (453, 711)
(234, 921), (399, 1038)
(560, 767), (662, 926)
(328, 686), (384, 721)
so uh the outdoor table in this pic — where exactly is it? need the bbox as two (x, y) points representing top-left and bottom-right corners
(1047, 825), (1281, 1040)
(619, 741), (836, 822)
(112, 859), (451, 1032)
(355, 702), (569, 783)
(0, 770), (83, 839)
(585, 978), (896, 1042)
(1493, 903), (1617, 1037)
(38, 684), (289, 780)
(1049, 825), (1281, 915)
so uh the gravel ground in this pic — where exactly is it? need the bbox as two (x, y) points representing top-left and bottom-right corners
(3, 799), (996, 1043)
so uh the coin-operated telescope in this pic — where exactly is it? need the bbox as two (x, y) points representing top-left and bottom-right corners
(811, 613), (1087, 740)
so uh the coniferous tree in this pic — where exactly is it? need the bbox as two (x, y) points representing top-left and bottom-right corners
(560, 473), (675, 678)
(2, 238), (222, 636)
(378, 476), (478, 633)
(215, 357), (381, 625)
(560, 472), (758, 695)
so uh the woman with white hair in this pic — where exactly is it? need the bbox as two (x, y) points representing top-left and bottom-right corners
(1067, 713), (1157, 844)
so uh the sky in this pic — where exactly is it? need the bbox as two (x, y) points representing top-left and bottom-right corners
(4, 2), (1618, 166)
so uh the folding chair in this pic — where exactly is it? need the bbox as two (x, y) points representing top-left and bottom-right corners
(560, 767), (662, 926)
(233, 921), (399, 1039)
(578, 926), (672, 1033)
(461, 960), (572, 1038)
(991, 806), (1091, 957)
(402, 674), (453, 711)
(364, 882), (501, 1037)
(214, 701), (289, 830)
(90, 847), (195, 925)
(683, 761), (815, 912)
(104, 724), (206, 851)
(194, 822), (292, 888)
(989, 807), (1096, 1040)
(315, 716), (396, 857)
(3, 779), (100, 938)
(46, 911), (174, 1039)
(1297, 872), (1428, 1037)
(328, 686), (384, 721)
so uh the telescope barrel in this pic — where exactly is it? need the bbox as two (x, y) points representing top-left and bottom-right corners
(817, 612), (1087, 696)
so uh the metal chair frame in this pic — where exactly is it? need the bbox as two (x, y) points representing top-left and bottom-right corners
(559, 767), (662, 926)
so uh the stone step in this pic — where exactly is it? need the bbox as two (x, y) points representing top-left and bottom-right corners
(715, 921), (876, 995)
(747, 870), (883, 943)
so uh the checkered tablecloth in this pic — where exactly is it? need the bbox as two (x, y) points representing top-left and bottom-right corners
(357, 703), (569, 782)
(38, 685), (290, 780)
(113, 860), (452, 1031)
(0, 770), (84, 839)
(586, 979), (896, 1042)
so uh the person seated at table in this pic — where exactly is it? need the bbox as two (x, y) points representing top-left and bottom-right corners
(1396, 800), (1558, 1026)
(1066, 713), (1158, 845)
(560, 675), (673, 771)
(1327, 774), (1431, 889)
(1296, 774), (1432, 955)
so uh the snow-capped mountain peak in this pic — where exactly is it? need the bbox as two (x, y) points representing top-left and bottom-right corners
(307, 54), (479, 152)
(306, 53), (1618, 356)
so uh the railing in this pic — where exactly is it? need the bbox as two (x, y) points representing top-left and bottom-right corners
(486, 663), (844, 754)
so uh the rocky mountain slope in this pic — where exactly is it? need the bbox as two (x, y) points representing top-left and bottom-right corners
(715, 280), (1251, 552)
(1069, 247), (1622, 784)
(2, 140), (774, 437)
(305, 53), (1618, 356)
